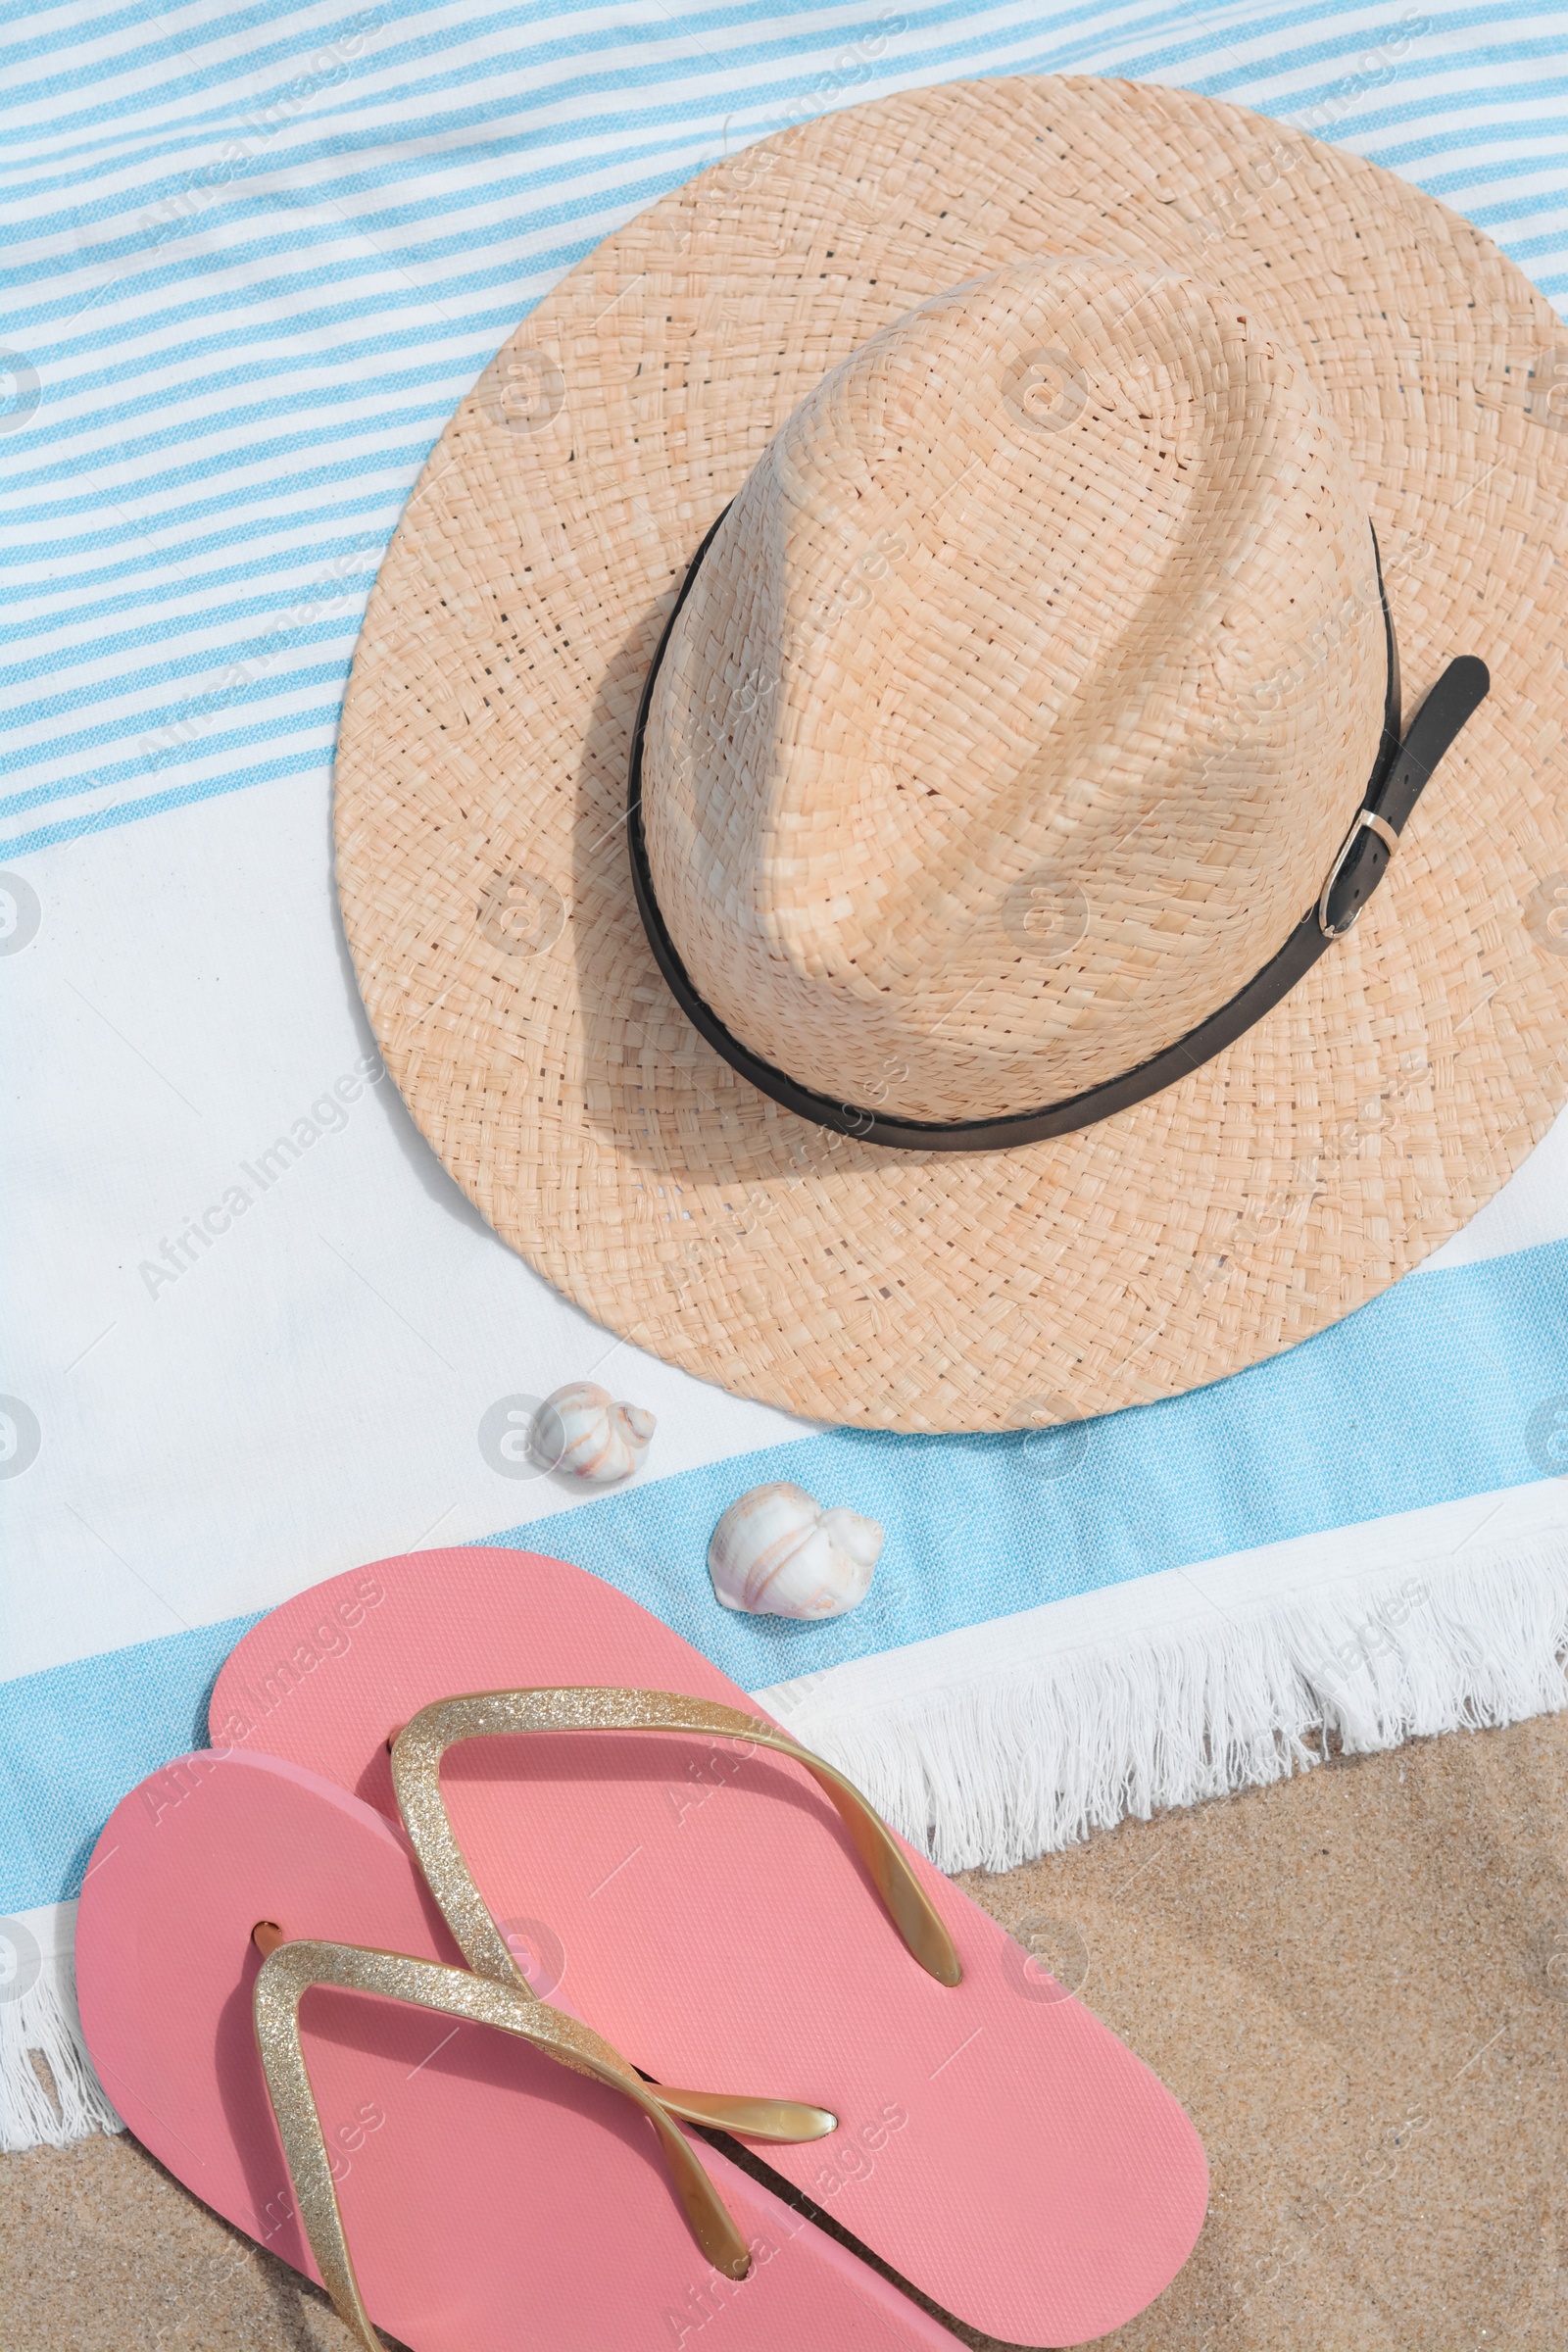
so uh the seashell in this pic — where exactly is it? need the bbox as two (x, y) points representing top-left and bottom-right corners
(708, 1482), (883, 1620)
(531, 1383), (655, 1483)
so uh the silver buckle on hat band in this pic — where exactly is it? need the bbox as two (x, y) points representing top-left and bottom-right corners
(1317, 808), (1400, 940)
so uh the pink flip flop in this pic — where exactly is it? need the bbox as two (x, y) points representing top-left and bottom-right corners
(75, 1744), (962, 2352)
(210, 1548), (1208, 2345)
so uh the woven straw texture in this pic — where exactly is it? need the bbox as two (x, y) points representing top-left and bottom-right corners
(645, 254), (1386, 1119)
(335, 74), (1568, 1433)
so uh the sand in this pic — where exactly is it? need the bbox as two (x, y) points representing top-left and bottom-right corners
(6, 1710), (1568, 2351)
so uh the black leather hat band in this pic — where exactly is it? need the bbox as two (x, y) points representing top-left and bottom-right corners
(627, 514), (1490, 1153)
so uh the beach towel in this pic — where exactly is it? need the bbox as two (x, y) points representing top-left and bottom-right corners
(5, 0), (1568, 2149)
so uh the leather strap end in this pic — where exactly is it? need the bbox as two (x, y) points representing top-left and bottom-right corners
(1320, 655), (1490, 937)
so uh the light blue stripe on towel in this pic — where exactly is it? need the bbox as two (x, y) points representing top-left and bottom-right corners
(0, 1617), (261, 1919)
(4, 1237), (1565, 1915)
(7, 0), (1568, 856)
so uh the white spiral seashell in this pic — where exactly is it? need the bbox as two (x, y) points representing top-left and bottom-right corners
(708, 1482), (883, 1619)
(531, 1383), (655, 1483)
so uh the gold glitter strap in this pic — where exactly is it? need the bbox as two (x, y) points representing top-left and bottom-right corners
(252, 1936), (754, 2352)
(391, 1688), (962, 1989)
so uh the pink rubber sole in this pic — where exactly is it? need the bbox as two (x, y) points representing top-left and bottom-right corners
(75, 1746), (958, 2352)
(211, 1548), (1208, 2344)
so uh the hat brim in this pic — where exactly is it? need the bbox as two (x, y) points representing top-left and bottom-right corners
(335, 74), (1568, 1432)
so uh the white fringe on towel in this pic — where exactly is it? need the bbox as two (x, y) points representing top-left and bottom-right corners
(1, 1904), (122, 2153)
(757, 1533), (1568, 1876)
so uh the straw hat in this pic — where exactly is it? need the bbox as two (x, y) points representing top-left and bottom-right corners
(336, 74), (1568, 1433)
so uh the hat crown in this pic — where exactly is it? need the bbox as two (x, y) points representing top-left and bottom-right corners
(646, 255), (1386, 1123)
